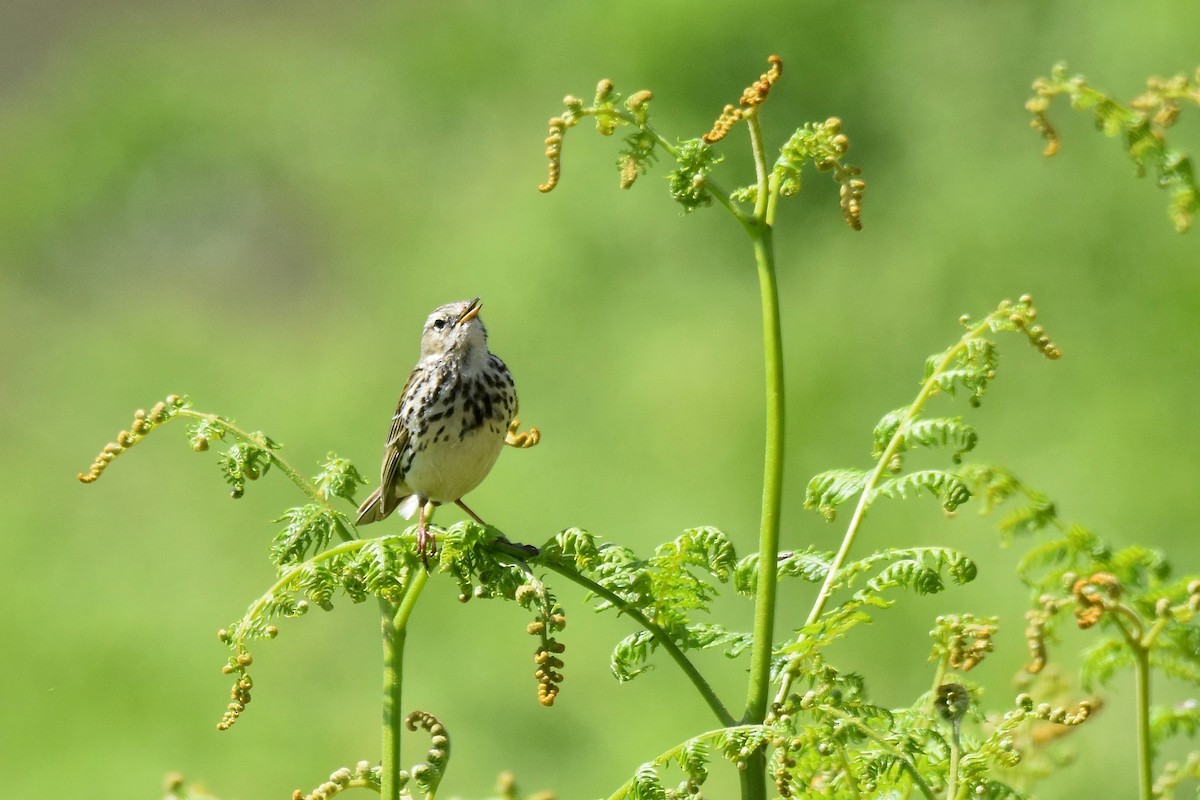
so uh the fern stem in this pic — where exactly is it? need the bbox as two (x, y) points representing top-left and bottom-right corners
(177, 408), (357, 542)
(744, 225), (783, 730)
(380, 568), (429, 800)
(928, 655), (948, 714)
(838, 748), (863, 800)
(774, 317), (996, 708)
(748, 113), (771, 221)
(540, 560), (735, 727)
(1110, 608), (1154, 800)
(1133, 645), (1153, 800)
(946, 727), (961, 800)
(739, 110), (784, 800)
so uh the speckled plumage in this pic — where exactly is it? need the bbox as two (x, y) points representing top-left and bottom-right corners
(356, 298), (516, 557)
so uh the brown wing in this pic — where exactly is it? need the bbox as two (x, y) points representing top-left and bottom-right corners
(376, 366), (423, 508)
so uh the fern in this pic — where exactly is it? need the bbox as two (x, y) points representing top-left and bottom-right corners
(667, 139), (721, 211)
(313, 453), (367, 503)
(866, 549), (977, 595)
(871, 469), (972, 512)
(1028, 63), (1200, 232)
(1150, 702), (1200, 744)
(874, 412), (978, 464)
(271, 504), (340, 567)
(804, 469), (867, 521)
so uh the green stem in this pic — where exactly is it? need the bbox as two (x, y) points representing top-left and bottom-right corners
(1133, 648), (1153, 800)
(380, 568), (429, 800)
(744, 224), (783, 729)
(738, 110), (784, 800)
(928, 656), (949, 714)
(1097, 606), (1154, 800)
(539, 559), (735, 727)
(945, 725), (961, 800)
(839, 747), (863, 800)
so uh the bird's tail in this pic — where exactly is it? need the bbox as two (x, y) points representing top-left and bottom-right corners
(356, 487), (388, 526)
(355, 488), (420, 526)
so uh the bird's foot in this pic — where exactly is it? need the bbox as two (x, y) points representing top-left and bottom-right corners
(416, 523), (438, 567)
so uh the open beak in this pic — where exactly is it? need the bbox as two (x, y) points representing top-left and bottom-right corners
(458, 297), (482, 324)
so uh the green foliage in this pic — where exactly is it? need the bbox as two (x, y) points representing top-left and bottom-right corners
(539, 57), (864, 226)
(872, 469), (972, 512)
(613, 726), (769, 800)
(865, 546), (978, 594)
(1028, 63), (1200, 232)
(540, 526), (747, 683)
(874, 412), (979, 464)
(271, 504), (341, 567)
(612, 625), (753, 681)
(666, 138), (720, 211)
(803, 296), (1059, 543)
(965, 464), (1200, 795)
(804, 468), (867, 521)
(771, 117), (865, 229)
(73, 53), (1200, 800)
(314, 453), (367, 503)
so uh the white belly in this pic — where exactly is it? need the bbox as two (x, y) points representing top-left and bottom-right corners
(404, 422), (506, 503)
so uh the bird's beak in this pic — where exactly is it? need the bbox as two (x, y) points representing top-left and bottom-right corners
(458, 297), (482, 324)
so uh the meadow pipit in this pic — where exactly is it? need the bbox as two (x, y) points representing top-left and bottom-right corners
(356, 298), (517, 559)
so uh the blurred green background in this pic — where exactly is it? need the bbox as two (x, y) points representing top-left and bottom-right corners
(3, 1), (1198, 797)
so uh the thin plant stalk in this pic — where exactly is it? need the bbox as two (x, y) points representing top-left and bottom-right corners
(946, 728), (961, 800)
(739, 110), (786, 800)
(1133, 647), (1152, 800)
(380, 568), (430, 800)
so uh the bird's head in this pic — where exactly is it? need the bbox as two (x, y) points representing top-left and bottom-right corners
(419, 297), (489, 361)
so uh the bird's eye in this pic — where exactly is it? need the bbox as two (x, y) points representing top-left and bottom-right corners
(432, 318), (447, 330)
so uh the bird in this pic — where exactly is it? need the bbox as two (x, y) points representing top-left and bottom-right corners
(356, 297), (518, 561)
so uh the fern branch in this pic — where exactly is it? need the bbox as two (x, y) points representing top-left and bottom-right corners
(773, 315), (995, 708)
(176, 408), (358, 544)
(817, 706), (936, 800)
(603, 107), (746, 221)
(774, 297), (1061, 708)
(603, 724), (774, 800)
(539, 558), (736, 727)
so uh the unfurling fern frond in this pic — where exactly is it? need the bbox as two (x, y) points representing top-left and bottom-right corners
(313, 453), (367, 503)
(873, 411), (978, 464)
(868, 548), (978, 595)
(667, 139), (721, 211)
(924, 337), (999, 407)
(805, 469), (868, 521)
(271, 504), (340, 567)
(871, 469), (972, 512)
(611, 624), (752, 682)
(218, 438), (276, 499)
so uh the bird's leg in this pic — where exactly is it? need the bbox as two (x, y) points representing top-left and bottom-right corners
(457, 498), (540, 557)
(455, 498), (488, 526)
(416, 499), (437, 565)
